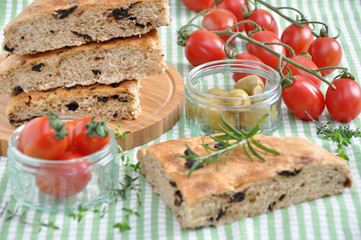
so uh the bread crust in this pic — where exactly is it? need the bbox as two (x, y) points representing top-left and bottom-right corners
(137, 135), (353, 228)
(6, 80), (140, 125)
(3, 0), (170, 54)
(0, 29), (166, 94)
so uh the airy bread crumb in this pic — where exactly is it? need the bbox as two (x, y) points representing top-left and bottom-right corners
(137, 134), (352, 229)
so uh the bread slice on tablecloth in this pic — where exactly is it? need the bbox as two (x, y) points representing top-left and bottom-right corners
(2, 0), (170, 55)
(137, 134), (353, 229)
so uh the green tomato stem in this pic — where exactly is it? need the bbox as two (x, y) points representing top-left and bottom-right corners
(276, 6), (306, 21)
(221, 30), (335, 88)
(47, 111), (68, 140)
(263, 41), (296, 57)
(316, 66), (348, 72)
(254, 0), (303, 28)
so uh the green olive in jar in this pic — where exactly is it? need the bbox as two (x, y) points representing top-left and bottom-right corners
(239, 107), (269, 131)
(234, 75), (264, 96)
(208, 110), (237, 132)
(196, 105), (208, 124)
(206, 88), (228, 96)
(223, 89), (251, 108)
(185, 100), (195, 120)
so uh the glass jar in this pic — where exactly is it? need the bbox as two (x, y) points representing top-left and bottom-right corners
(185, 59), (281, 135)
(7, 118), (119, 212)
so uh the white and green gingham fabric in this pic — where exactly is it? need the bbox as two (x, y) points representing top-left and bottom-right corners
(1, 0), (361, 239)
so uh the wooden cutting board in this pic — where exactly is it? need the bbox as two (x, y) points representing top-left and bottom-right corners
(0, 62), (185, 156)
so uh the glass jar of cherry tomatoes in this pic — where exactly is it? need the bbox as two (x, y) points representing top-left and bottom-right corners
(7, 117), (119, 212)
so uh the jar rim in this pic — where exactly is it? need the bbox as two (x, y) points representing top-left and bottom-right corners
(185, 59), (281, 110)
(7, 117), (116, 168)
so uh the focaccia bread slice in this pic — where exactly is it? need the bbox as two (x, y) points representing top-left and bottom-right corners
(2, 0), (170, 55)
(137, 135), (353, 229)
(0, 29), (166, 94)
(6, 80), (141, 126)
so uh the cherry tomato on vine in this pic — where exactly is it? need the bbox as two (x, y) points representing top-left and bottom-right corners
(246, 30), (286, 70)
(217, 0), (249, 31)
(181, 0), (214, 12)
(18, 114), (68, 160)
(36, 151), (91, 198)
(184, 30), (227, 67)
(281, 24), (314, 57)
(325, 77), (361, 122)
(282, 75), (325, 120)
(283, 55), (322, 87)
(244, 9), (278, 36)
(202, 8), (238, 43)
(308, 37), (342, 76)
(232, 53), (265, 83)
(72, 117), (110, 156)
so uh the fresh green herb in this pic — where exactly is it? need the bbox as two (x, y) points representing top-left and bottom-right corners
(68, 129), (141, 232)
(313, 119), (361, 160)
(0, 202), (60, 232)
(68, 205), (91, 222)
(178, 114), (280, 177)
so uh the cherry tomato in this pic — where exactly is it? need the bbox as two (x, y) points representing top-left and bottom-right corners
(185, 30), (227, 67)
(325, 78), (361, 122)
(217, 0), (249, 31)
(202, 8), (238, 43)
(232, 53), (265, 83)
(283, 55), (322, 87)
(65, 121), (78, 151)
(246, 31), (286, 70)
(244, 9), (278, 36)
(36, 151), (91, 198)
(18, 116), (68, 160)
(181, 0), (214, 12)
(281, 24), (314, 57)
(308, 37), (342, 76)
(282, 75), (325, 120)
(72, 117), (110, 156)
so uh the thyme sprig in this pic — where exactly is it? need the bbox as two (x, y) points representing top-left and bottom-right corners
(0, 202), (60, 231)
(311, 120), (361, 161)
(178, 114), (280, 177)
(68, 130), (141, 232)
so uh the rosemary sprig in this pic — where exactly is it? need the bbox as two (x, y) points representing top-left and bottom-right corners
(178, 114), (280, 177)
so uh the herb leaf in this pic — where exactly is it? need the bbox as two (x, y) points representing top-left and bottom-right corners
(179, 114), (279, 176)
(306, 111), (361, 160)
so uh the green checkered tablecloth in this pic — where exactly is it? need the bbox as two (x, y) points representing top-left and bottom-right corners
(1, 0), (361, 239)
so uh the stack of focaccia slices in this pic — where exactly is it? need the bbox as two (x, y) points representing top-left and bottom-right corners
(0, 0), (170, 126)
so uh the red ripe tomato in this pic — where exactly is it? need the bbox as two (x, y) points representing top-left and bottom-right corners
(232, 53), (265, 83)
(202, 8), (238, 43)
(18, 116), (68, 160)
(72, 117), (110, 156)
(308, 37), (342, 76)
(244, 9), (278, 36)
(246, 31), (286, 70)
(325, 78), (361, 122)
(281, 24), (314, 57)
(217, 0), (249, 31)
(185, 30), (227, 67)
(65, 121), (78, 151)
(283, 55), (322, 87)
(36, 151), (91, 198)
(282, 75), (325, 120)
(181, 0), (214, 12)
